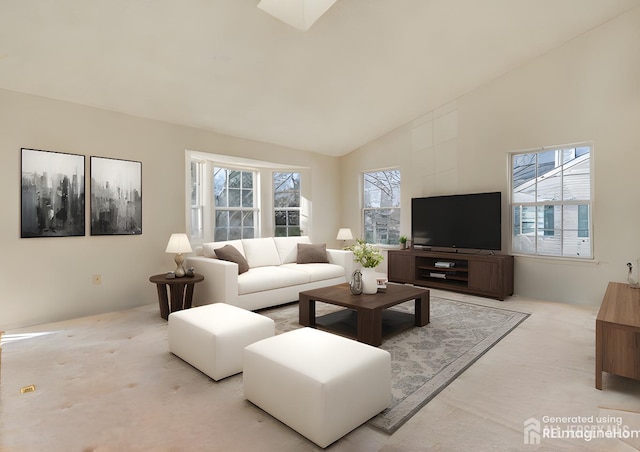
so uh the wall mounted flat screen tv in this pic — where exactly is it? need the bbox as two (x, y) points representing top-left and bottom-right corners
(411, 192), (502, 251)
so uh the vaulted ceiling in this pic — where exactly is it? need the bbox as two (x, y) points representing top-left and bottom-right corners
(1, 1), (638, 156)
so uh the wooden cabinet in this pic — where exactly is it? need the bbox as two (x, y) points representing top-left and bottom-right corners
(387, 249), (514, 300)
(595, 282), (640, 389)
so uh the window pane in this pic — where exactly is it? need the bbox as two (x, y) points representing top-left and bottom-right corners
(242, 189), (253, 208)
(364, 170), (400, 208)
(537, 173), (562, 202)
(521, 205), (536, 234)
(287, 210), (299, 226)
(229, 171), (241, 189)
(191, 207), (202, 238)
(513, 231), (535, 254)
(274, 193), (290, 208)
(214, 228), (227, 241)
(273, 172), (301, 237)
(228, 188), (241, 207)
(289, 226), (301, 236)
(364, 208), (400, 245)
(242, 211), (254, 227)
(214, 168), (227, 207)
(537, 230), (561, 255)
(578, 205), (589, 238)
(562, 230), (591, 258)
(216, 210), (229, 227)
(191, 161), (200, 206)
(562, 158), (590, 200)
(512, 154), (536, 188)
(242, 172), (252, 189)
(229, 211), (242, 227)
(275, 211), (286, 226)
(536, 150), (557, 178)
(229, 227), (241, 240)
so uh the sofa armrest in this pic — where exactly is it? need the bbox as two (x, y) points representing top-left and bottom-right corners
(185, 256), (239, 306)
(326, 249), (355, 278)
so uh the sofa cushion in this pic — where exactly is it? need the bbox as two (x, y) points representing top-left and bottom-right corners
(241, 238), (282, 268)
(202, 240), (246, 259)
(238, 266), (310, 295)
(274, 236), (312, 264)
(214, 245), (250, 274)
(296, 243), (329, 264)
(282, 263), (346, 283)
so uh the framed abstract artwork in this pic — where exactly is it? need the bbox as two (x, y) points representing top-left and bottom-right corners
(90, 156), (142, 235)
(20, 148), (86, 238)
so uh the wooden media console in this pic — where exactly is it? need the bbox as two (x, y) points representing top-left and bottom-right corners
(387, 248), (514, 300)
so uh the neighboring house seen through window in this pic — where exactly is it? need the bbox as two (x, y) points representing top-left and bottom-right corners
(511, 144), (592, 258)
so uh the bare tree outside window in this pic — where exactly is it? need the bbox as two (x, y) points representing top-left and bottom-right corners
(214, 167), (257, 240)
(274, 172), (301, 236)
(363, 170), (401, 245)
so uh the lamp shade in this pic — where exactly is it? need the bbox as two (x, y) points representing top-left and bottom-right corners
(257, 0), (337, 31)
(336, 228), (353, 241)
(165, 233), (192, 254)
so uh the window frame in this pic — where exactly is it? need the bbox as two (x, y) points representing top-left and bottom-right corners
(212, 166), (259, 241)
(273, 171), (302, 237)
(186, 151), (310, 245)
(509, 143), (594, 260)
(190, 159), (205, 240)
(362, 168), (401, 246)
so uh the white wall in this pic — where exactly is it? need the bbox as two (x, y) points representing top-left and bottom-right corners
(0, 89), (341, 329)
(341, 7), (640, 305)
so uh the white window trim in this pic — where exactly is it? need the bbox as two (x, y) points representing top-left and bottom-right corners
(508, 142), (595, 261)
(273, 171), (302, 237)
(361, 167), (402, 246)
(185, 150), (309, 245)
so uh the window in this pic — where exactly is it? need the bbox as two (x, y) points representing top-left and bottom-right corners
(363, 169), (401, 245)
(273, 172), (301, 237)
(190, 160), (204, 239)
(511, 144), (592, 258)
(213, 167), (257, 241)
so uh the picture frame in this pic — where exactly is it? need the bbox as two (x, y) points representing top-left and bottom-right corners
(90, 156), (142, 235)
(20, 148), (86, 238)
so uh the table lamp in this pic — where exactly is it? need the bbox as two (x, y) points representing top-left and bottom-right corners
(165, 233), (192, 277)
(336, 228), (353, 247)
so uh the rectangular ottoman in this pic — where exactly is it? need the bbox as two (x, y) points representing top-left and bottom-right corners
(168, 303), (275, 381)
(243, 327), (391, 448)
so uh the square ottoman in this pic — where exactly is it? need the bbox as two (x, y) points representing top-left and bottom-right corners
(243, 327), (391, 448)
(168, 303), (275, 381)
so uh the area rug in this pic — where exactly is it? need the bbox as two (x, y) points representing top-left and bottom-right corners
(260, 296), (529, 434)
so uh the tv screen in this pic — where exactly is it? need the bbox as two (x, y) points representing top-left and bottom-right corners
(411, 192), (502, 251)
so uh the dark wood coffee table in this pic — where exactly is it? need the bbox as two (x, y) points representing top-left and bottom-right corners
(299, 283), (429, 346)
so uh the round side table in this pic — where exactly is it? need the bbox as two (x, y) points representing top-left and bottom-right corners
(149, 273), (204, 320)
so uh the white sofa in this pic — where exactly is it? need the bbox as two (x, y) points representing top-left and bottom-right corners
(185, 236), (354, 311)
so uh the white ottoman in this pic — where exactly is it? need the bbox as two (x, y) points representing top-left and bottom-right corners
(243, 328), (391, 448)
(168, 303), (275, 381)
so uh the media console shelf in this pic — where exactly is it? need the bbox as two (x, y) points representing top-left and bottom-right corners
(387, 249), (514, 300)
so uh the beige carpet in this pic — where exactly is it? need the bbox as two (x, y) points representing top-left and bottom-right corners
(259, 297), (528, 434)
(2, 291), (640, 451)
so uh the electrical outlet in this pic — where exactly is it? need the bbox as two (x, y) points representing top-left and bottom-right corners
(93, 274), (102, 285)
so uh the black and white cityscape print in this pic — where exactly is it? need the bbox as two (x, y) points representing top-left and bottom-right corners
(21, 148), (85, 238)
(90, 156), (142, 235)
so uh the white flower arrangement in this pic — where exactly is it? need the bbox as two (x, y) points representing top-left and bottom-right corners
(345, 238), (384, 268)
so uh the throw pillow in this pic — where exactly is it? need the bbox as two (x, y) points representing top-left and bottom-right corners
(214, 245), (250, 274)
(296, 243), (329, 264)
